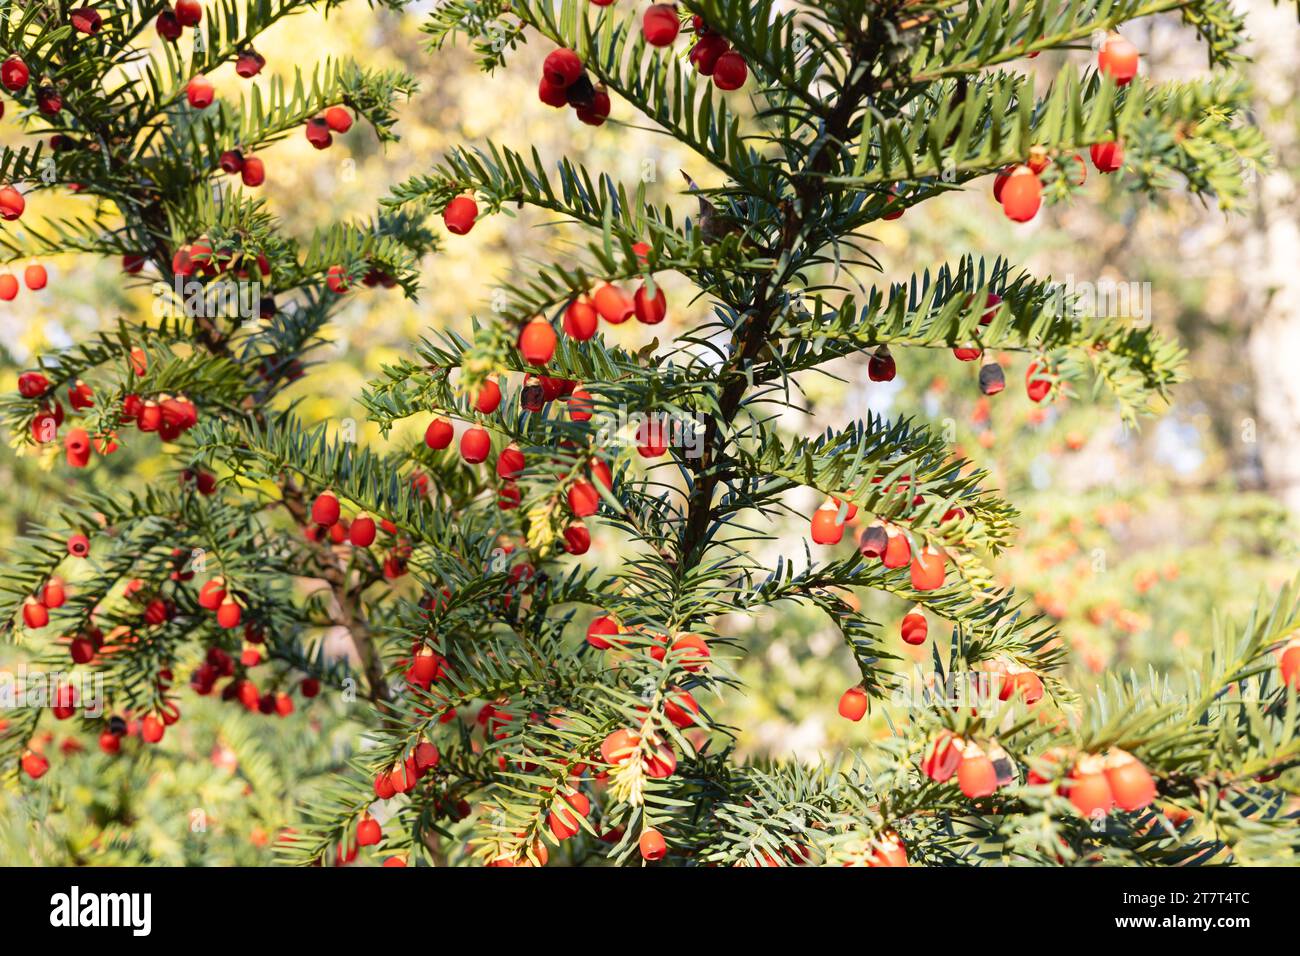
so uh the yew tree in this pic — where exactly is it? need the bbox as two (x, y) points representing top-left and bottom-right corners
(3, 0), (1299, 866)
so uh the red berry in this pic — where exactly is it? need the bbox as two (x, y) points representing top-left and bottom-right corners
(20, 749), (49, 779)
(600, 729), (640, 766)
(900, 608), (927, 645)
(587, 615), (620, 649)
(663, 689), (701, 728)
(563, 296), (599, 340)
(518, 317), (557, 365)
(70, 635), (95, 664)
(1025, 360), (1052, 402)
(18, 371), (50, 397)
(633, 282), (667, 324)
(141, 715), (165, 743)
(460, 426), (491, 464)
(636, 416), (669, 458)
(1066, 757), (1114, 817)
(67, 533), (90, 557)
(305, 117), (333, 149)
(443, 196), (478, 235)
(0, 186), (25, 221)
(669, 633), (709, 672)
(957, 745), (998, 798)
(998, 665), (1044, 705)
(1000, 166), (1041, 222)
(922, 732), (961, 782)
(539, 75), (568, 108)
(350, 514), (377, 548)
(198, 577), (227, 610)
(1281, 638), (1300, 688)
(24, 263), (47, 290)
(576, 88), (611, 126)
(312, 491), (341, 526)
(241, 156), (266, 187)
(1, 56), (29, 91)
(867, 831), (909, 867)
(156, 9), (182, 41)
(642, 5), (681, 47)
(909, 545), (946, 591)
(357, 816), (382, 846)
(414, 740), (440, 770)
(810, 501), (846, 545)
(186, 75), (215, 109)
(219, 149), (245, 174)
(216, 598), (242, 629)
(425, 418), (454, 449)
(712, 51), (748, 90)
(838, 686), (868, 721)
(1104, 749), (1156, 811)
(326, 264), (350, 293)
(175, 0), (202, 26)
(568, 389), (594, 422)
(563, 521), (592, 555)
(301, 677), (321, 698)
(324, 105), (353, 133)
(639, 828), (667, 861)
(496, 445), (526, 481)
(568, 479), (600, 517)
(867, 345), (895, 382)
(1098, 33), (1139, 85)
(98, 730), (121, 754)
(1090, 140), (1123, 174)
(543, 48), (584, 88)
(236, 49), (266, 78)
(22, 598), (49, 629)
(71, 8), (104, 34)
(592, 283), (633, 323)
(475, 378), (502, 414)
(881, 527), (911, 569)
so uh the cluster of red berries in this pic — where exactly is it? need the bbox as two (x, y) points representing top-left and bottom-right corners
(537, 48), (610, 126)
(918, 730), (1157, 814)
(1031, 748), (1157, 816)
(985, 33), (1135, 223)
(20, 367), (192, 463)
(586, 617), (712, 674)
(20, 576), (66, 631)
(688, 17), (748, 90)
(306, 490), (412, 575)
(218, 148), (266, 187)
(156, 0), (203, 42)
(567, 275), (667, 341)
(993, 142), (1119, 224)
(866, 294), (1060, 403)
(1, 54), (63, 116)
(810, 481), (952, 584)
(305, 106), (354, 149)
(172, 236), (272, 282)
(195, 575), (245, 629)
(921, 731), (1012, 798)
(372, 740), (441, 800)
(0, 260), (46, 300)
